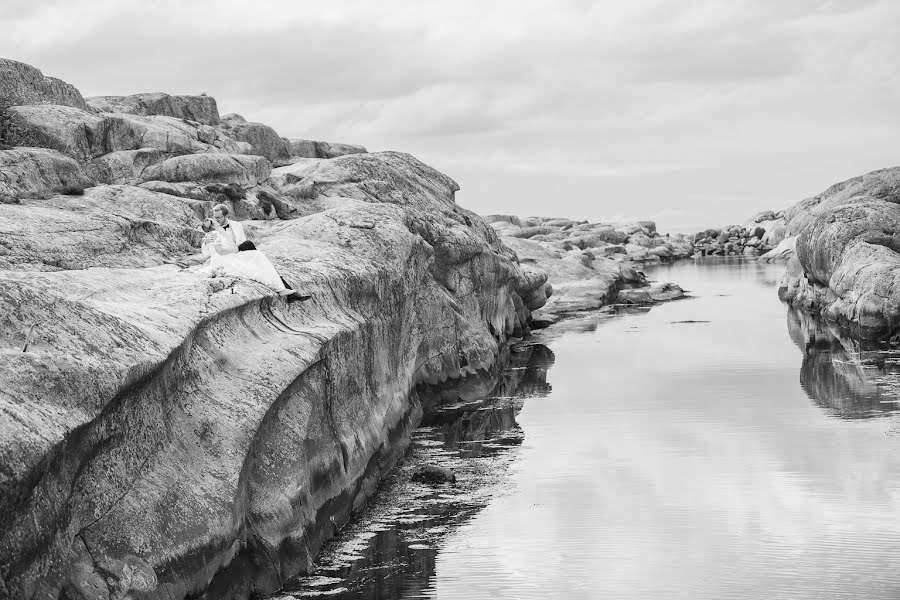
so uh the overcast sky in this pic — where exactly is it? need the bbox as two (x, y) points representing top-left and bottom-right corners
(4, 0), (899, 231)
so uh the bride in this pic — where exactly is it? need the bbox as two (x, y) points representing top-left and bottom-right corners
(202, 203), (303, 298)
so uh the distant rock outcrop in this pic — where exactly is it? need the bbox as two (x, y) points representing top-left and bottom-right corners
(486, 215), (687, 320)
(690, 213), (785, 259)
(86, 92), (221, 125)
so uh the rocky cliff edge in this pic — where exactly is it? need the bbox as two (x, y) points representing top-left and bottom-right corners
(0, 59), (550, 600)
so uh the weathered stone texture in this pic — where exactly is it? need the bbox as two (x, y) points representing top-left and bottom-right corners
(779, 167), (900, 338)
(87, 92), (220, 125)
(0, 150), (542, 600)
(0, 58), (88, 113)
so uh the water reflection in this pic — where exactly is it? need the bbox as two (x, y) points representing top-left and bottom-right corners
(786, 305), (900, 419)
(276, 343), (554, 599)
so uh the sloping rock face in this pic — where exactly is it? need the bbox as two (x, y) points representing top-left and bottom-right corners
(0, 59), (88, 114)
(86, 93), (220, 125)
(778, 167), (900, 339)
(0, 148), (541, 600)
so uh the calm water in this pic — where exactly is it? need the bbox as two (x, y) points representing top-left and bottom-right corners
(282, 259), (900, 600)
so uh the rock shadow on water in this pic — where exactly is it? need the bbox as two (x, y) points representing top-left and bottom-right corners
(270, 343), (554, 599)
(786, 305), (900, 419)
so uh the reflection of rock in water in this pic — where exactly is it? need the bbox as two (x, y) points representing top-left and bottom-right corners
(417, 342), (554, 422)
(275, 342), (554, 599)
(786, 305), (900, 419)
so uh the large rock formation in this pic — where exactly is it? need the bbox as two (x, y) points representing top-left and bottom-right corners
(484, 215), (686, 320)
(0, 59), (88, 114)
(1, 104), (245, 161)
(0, 58), (546, 600)
(86, 93), (220, 125)
(778, 167), (900, 338)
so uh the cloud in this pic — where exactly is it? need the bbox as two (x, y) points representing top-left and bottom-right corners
(1, 0), (898, 230)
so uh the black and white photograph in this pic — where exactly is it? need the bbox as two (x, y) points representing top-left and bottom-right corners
(1, 1), (900, 599)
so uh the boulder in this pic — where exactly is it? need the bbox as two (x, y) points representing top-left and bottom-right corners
(617, 282), (684, 305)
(141, 153), (271, 187)
(761, 221), (787, 246)
(0, 148), (92, 203)
(411, 465), (456, 485)
(758, 235), (796, 263)
(782, 200), (900, 337)
(288, 138), (317, 158)
(0, 58), (88, 113)
(217, 114), (291, 165)
(637, 220), (657, 234)
(86, 93), (220, 125)
(504, 225), (556, 239)
(314, 141), (367, 159)
(88, 148), (163, 184)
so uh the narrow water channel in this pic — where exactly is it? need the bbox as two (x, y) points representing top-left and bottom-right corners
(280, 258), (900, 600)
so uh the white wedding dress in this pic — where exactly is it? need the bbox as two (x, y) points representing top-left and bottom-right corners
(202, 223), (288, 293)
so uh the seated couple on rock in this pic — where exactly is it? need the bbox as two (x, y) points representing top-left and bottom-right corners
(202, 204), (309, 302)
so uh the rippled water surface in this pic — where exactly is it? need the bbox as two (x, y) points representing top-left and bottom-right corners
(284, 259), (900, 600)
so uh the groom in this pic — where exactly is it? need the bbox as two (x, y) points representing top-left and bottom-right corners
(209, 203), (310, 302)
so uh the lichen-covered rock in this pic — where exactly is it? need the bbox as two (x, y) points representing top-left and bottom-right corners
(87, 93), (220, 125)
(0, 151), (543, 600)
(0, 58), (88, 113)
(141, 153), (271, 187)
(0, 147), (92, 203)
